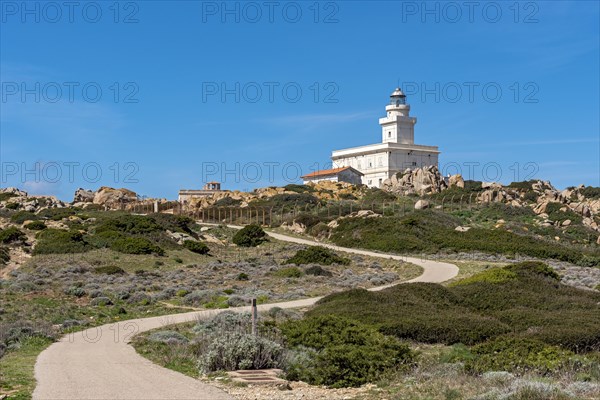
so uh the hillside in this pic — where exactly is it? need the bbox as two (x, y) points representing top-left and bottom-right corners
(1, 171), (600, 400)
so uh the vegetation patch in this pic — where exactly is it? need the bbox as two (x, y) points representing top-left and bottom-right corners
(285, 246), (350, 266)
(330, 211), (598, 266)
(232, 224), (267, 247)
(33, 229), (91, 254)
(24, 220), (47, 230)
(110, 237), (164, 255)
(273, 267), (303, 278)
(465, 336), (575, 374)
(183, 240), (209, 254)
(0, 227), (26, 244)
(281, 315), (414, 388)
(307, 262), (600, 351)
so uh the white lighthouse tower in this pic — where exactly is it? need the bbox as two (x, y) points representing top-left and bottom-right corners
(380, 88), (416, 144)
(331, 87), (440, 187)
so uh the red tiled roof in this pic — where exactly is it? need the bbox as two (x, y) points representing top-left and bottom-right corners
(301, 167), (361, 179)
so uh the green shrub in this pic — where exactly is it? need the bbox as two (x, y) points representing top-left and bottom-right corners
(213, 197), (242, 207)
(273, 267), (303, 278)
(284, 184), (316, 193)
(149, 213), (196, 235)
(580, 186), (600, 199)
(286, 246), (350, 266)
(94, 265), (126, 275)
(288, 213), (324, 231)
(5, 202), (19, 210)
(183, 240), (210, 254)
(281, 315), (413, 388)
(37, 208), (77, 221)
(451, 262), (559, 287)
(10, 211), (39, 224)
(360, 188), (397, 203)
(95, 214), (163, 235)
(33, 229), (91, 254)
(110, 237), (164, 255)
(237, 272), (249, 281)
(450, 268), (518, 286)
(232, 224), (267, 247)
(0, 246), (9, 265)
(330, 211), (591, 265)
(465, 336), (574, 374)
(307, 263), (600, 351)
(304, 265), (333, 277)
(0, 192), (18, 202)
(0, 227), (26, 244)
(251, 193), (319, 208)
(24, 220), (47, 230)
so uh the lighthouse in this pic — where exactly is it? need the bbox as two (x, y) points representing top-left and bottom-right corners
(331, 87), (440, 188)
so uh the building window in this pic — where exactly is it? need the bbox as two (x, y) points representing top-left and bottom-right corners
(378, 178), (382, 186)
(388, 132), (391, 138)
(368, 161), (372, 168)
(412, 161), (417, 166)
(368, 180), (372, 185)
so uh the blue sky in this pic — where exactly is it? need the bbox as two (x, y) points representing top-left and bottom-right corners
(1, 0), (598, 200)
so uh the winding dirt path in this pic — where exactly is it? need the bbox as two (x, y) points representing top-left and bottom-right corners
(33, 229), (458, 400)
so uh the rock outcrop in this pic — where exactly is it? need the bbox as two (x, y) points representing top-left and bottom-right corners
(382, 166), (448, 195)
(93, 187), (137, 206)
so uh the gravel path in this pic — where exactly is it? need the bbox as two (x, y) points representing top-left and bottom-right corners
(33, 228), (458, 400)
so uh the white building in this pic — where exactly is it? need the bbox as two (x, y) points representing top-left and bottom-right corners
(301, 166), (363, 185)
(332, 88), (439, 188)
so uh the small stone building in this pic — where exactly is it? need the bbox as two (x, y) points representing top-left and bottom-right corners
(301, 166), (363, 185)
(178, 181), (222, 203)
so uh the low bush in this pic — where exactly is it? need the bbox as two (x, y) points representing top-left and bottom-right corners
(465, 336), (574, 374)
(213, 197), (242, 207)
(183, 240), (210, 254)
(110, 237), (164, 255)
(304, 265), (333, 277)
(284, 184), (315, 193)
(307, 262), (600, 351)
(273, 267), (303, 278)
(37, 207), (78, 221)
(286, 246), (349, 266)
(95, 214), (163, 235)
(330, 211), (594, 265)
(237, 272), (249, 281)
(94, 265), (126, 275)
(232, 224), (267, 247)
(0, 192), (18, 202)
(281, 315), (413, 388)
(0, 227), (26, 244)
(24, 220), (47, 230)
(10, 211), (39, 224)
(0, 246), (9, 265)
(198, 331), (284, 373)
(148, 330), (189, 345)
(90, 296), (113, 306)
(33, 229), (91, 254)
(580, 186), (600, 199)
